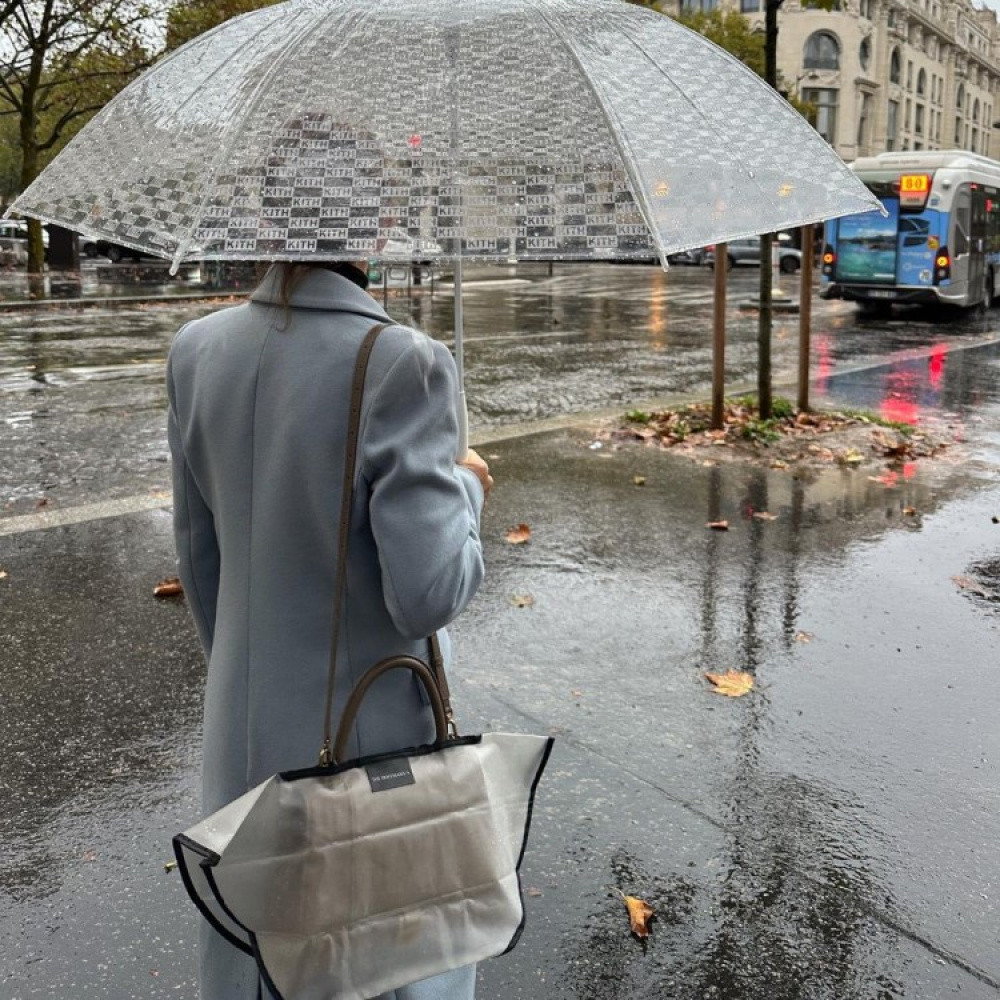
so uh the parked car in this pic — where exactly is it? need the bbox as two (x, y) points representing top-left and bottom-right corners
(90, 239), (160, 263)
(0, 220), (49, 263)
(666, 247), (707, 265)
(704, 235), (802, 273)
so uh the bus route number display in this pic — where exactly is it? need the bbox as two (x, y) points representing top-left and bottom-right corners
(898, 174), (931, 209)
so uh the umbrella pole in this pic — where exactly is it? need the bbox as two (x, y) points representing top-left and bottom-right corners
(454, 254), (469, 459)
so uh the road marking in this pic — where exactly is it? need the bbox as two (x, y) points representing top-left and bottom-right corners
(0, 495), (171, 536)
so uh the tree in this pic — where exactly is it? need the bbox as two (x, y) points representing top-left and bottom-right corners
(0, 0), (161, 275)
(676, 9), (765, 77)
(164, 0), (281, 51)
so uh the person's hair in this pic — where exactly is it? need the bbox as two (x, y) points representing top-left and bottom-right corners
(278, 262), (312, 310)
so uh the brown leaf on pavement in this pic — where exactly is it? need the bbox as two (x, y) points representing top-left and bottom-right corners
(505, 523), (532, 544)
(154, 576), (184, 598)
(705, 670), (754, 697)
(752, 511), (778, 521)
(0, 569), (7, 581)
(794, 631), (814, 643)
(611, 887), (655, 938)
(633, 475), (647, 486)
(510, 593), (535, 608)
(706, 520), (729, 531)
(902, 505), (918, 516)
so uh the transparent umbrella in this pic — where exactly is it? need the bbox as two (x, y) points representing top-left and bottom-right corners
(9, 0), (881, 449)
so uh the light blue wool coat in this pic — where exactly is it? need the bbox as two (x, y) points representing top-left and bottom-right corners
(167, 264), (485, 1000)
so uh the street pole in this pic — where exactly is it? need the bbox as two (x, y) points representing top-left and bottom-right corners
(797, 224), (814, 412)
(712, 242), (727, 429)
(757, 0), (783, 421)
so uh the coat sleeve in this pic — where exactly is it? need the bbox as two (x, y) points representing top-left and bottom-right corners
(362, 333), (485, 640)
(167, 349), (221, 658)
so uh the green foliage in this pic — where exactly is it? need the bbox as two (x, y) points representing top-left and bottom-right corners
(165, 0), (284, 50)
(837, 408), (917, 436)
(626, 409), (651, 423)
(674, 10), (765, 77)
(740, 416), (783, 444)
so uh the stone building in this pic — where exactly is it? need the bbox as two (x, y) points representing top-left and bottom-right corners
(670, 0), (1000, 162)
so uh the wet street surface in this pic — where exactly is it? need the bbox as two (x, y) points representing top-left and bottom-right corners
(1, 264), (999, 998)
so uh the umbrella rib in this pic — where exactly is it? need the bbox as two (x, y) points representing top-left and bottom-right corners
(170, 4), (366, 271)
(614, 15), (884, 233)
(533, 4), (666, 267)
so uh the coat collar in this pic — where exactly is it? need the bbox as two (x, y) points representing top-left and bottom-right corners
(250, 263), (392, 323)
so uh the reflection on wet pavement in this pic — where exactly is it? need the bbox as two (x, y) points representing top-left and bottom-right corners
(4, 263), (1000, 516)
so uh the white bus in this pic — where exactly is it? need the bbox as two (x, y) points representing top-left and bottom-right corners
(820, 150), (1000, 312)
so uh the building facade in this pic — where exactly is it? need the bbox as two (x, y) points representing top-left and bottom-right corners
(671, 0), (1000, 162)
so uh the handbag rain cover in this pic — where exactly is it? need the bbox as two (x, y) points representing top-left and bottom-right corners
(174, 731), (553, 1000)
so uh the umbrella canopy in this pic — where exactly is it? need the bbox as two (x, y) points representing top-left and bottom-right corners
(10, 0), (880, 271)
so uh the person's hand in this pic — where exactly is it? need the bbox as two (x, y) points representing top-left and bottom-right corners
(459, 448), (494, 499)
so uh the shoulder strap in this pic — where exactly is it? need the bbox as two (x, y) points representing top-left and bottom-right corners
(319, 323), (456, 767)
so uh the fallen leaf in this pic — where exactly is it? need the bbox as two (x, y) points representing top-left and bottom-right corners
(164, 860), (178, 873)
(706, 520), (729, 531)
(770, 459), (789, 470)
(840, 448), (865, 466)
(633, 475), (647, 486)
(704, 670), (754, 697)
(153, 576), (184, 598)
(82, 849), (97, 862)
(794, 631), (814, 643)
(525, 887), (543, 897)
(902, 506), (918, 516)
(752, 511), (778, 521)
(570, 689), (583, 698)
(612, 887), (655, 939)
(510, 593), (535, 608)
(0, 569), (7, 581)
(505, 524), (532, 545)
(952, 575), (987, 595)
(36, 497), (49, 509)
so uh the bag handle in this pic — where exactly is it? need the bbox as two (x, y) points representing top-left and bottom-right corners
(333, 657), (449, 764)
(319, 323), (457, 767)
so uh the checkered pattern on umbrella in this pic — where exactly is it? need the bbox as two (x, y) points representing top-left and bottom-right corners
(11, 0), (881, 267)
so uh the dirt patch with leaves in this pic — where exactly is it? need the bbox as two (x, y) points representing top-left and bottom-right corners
(610, 397), (958, 474)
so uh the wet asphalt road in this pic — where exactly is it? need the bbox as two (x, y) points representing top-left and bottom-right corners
(1, 264), (999, 999)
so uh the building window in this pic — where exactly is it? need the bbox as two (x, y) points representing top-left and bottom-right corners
(860, 37), (872, 71)
(804, 31), (841, 70)
(890, 48), (902, 84)
(957, 84), (965, 110)
(680, 0), (717, 10)
(917, 69), (926, 96)
(887, 7), (896, 27)
(740, 0), (760, 10)
(973, 98), (981, 122)
(907, 61), (913, 90)
(905, 98), (911, 128)
(858, 93), (873, 149)
(887, 99), (899, 150)
(803, 88), (839, 143)
(915, 103), (925, 134)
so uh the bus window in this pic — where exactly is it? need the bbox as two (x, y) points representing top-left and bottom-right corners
(953, 188), (971, 255)
(900, 216), (931, 246)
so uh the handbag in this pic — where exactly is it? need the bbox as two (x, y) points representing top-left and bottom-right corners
(173, 322), (554, 1000)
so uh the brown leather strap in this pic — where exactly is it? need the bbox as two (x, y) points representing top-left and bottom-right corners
(319, 323), (458, 766)
(333, 657), (448, 763)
